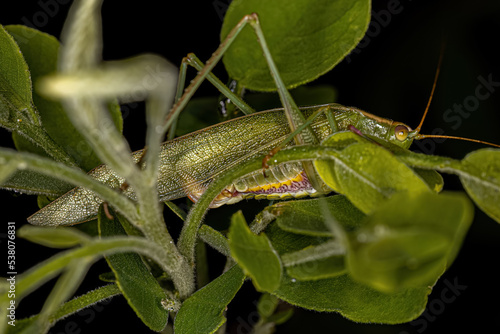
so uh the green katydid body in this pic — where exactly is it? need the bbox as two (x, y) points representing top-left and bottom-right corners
(27, 103), (414, 226)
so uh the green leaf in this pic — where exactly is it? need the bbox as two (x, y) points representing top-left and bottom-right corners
(347, 191), (474, 293)
(460, 148), (500, 223)
(0, 25), (77, 168)
(273, 195), (365, 237)
(174, 265), (246, 334)
(221, 0), (370, 91)
(49, 283), (120, 323)
(0, 160), (17, 184)
(256, 293), (279, 318)
(228, 211), (282, 292)
(0, 169), (72, 197)
(317, 141), (432, 213)
(10, 284), (121, 334)
(265, 223), (430, 323)
(274, 272), (430, 324)
(18, 226), (90, 248)
(0, 24), (37, 129)
(314, 131), (366, 193)
(98, 207), (169, 332)
(28, 258), (93, 334)
(283, 242), (346, 281)
(412, 168), (444, 193)
(6, 25), (123, 171)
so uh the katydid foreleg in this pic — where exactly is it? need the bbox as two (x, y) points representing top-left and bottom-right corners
(167, 53), (256, 140)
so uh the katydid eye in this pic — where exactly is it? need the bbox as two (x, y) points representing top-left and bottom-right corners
(394, 125), (409, 141)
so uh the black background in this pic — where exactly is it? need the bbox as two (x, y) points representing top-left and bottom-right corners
(1, 0), (500, 333)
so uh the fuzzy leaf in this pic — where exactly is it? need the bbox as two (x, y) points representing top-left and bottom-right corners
(348, 191), (474, 293)
(229, 211), (282, 292)
(98, 208), (169, 332)
(460, 148), (500, 223)
(174, 265), (246, 334)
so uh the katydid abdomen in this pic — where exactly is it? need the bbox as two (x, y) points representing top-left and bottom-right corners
(27, 104), (392, 226)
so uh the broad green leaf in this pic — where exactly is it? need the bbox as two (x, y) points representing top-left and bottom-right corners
(228, 211), (282, 292)
(348, 191), (474, 293)
(221, 0), (370, 91)
(174, 265), (246, 334)
(0, 24), (37, 129)
(17, 226), (90, 248)
(0, 25), (77, 168)
(460, 148), (500, 223)
(98, 208), (169, 332)
(6, 25), (123, 171)
(265, 223), (430, 323)
(318, 142), (431, 213)
(274, 272), (430, 324)
(273, 195), (365, 236)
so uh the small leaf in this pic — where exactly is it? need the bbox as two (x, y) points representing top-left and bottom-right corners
(221, 0), (370, 90)
(265, 308), (294, 325)
(228, 211), (282, 292)
(18, 225), (90, 248)
(256, 293), (279, 318)
(273, 195), (365, 236)
(318, 141), (432, 213)
(98, 207), (169, 332)
(348, 191), (474, 293)
(174, 265), (246, 334)
(460, 148), (500, 223)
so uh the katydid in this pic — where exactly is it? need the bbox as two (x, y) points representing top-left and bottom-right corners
(27, 14), (500, 227)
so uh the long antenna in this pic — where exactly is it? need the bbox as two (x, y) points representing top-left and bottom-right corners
(413, 44), (500, 149)
(415, 134), (500, 148)
(414, 45), (445, 134)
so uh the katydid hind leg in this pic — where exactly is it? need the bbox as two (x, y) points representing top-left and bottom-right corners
(245, 15), (326, 192)
(163, 14), (326, 192)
